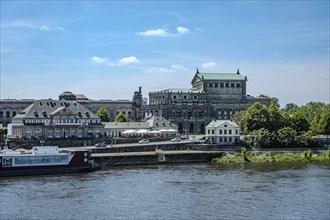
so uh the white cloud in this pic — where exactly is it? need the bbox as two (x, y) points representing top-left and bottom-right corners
(137, 28), (169, 37)
(171, 64), (189, 71)
(146, 64), (190, 74)
(177, 26), (189, 35)
(56, 26), (64, 31)
(90, 56), (140, 66)
(90, 56), (109, 63)
(200, 62), (217, 69)
(40, 25), (50, 31)
(137, 26), (190, 37)
(146, 67), (174, 74)
(40, 25), (64, 32)
(118, 56), (140, 65)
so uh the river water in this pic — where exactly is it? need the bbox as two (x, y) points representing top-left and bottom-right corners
(0, 162), (329, 220)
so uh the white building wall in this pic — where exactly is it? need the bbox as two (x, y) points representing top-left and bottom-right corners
(206, 121), (240, 145)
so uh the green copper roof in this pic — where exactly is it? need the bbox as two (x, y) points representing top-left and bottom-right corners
(199, 73), (246, 81)
(156, 88), (203, 93)
(206, 120), (240, 128)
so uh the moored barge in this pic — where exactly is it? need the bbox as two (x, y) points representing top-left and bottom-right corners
(0, 146), (97, 177)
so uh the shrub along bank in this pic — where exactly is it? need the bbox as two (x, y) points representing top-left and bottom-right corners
(212, 147), (330, 163)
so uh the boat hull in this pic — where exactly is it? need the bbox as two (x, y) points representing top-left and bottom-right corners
(0, 147), (99, 177)
(0, 165), (95, 177)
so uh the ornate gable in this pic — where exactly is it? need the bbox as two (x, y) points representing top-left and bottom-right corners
(50, 107), (76, 117)
(191, 73), (203, 85)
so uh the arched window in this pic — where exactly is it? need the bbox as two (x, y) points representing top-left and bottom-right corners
(0, 111), (3, 118)
(6, 111), (10, 118)
(34, 128), (42, 138)
(200, 123), (205, 134)
(12, 111), (17, 117)
(189, 123), (194, 134)
(25, 129), (32, 139)
(178, 123), (183, 134)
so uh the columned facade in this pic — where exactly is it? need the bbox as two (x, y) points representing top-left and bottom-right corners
(143, 70), (271, 135)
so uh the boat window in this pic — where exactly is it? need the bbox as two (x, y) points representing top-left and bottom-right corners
(14, 155), (69, 165)
(2, 158), (13, 167)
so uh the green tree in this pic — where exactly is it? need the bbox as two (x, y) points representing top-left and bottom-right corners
(0, 128), (8, 139)
(295, 133), (318, 148)
(115, 112), (129, 122)
(277, 127), (297, 147)
(241, 102), (270, 134)
(296, 102), (328, 124)
(310, 114), (321, 135)
(282, 103), (298, 112)
(270, 97), (280, 108)
(268, 104), (284, 132)
(96, 107), (111, 122)
(289, 112), (309, 134)
(231, 110), (246, 124)
(317, 110), (330, 135)
(252, 128), (276, 148)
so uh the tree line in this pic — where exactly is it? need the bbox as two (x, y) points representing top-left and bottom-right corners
(96, 107), (128, 122)
(235, 101), (330, 148)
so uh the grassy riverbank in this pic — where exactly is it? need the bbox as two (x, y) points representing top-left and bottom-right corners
(212, 148), (330, 163)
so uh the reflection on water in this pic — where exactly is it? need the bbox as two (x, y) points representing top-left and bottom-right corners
(1, 162), (329, 220)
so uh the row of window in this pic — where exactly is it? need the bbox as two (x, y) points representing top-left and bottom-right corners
(21, 119), (101, 124)
(1, 155), (70, 167)
(152, 95), (202, 100)
(0, 111), (17, 118)
(207, 129), (239, 135)
(24, 129), (99, 138)
(214, 137), (238, 143)
(14, 155), (69, 165)
(208, 82), (241, 88)
(46, 130), (83, 138)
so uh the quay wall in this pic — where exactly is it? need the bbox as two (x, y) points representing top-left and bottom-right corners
(92, 143), (242, 154)
(90, 144), (327, 167)
(93, 151), (224, 167)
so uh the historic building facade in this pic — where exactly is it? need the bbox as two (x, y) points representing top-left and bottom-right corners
(142, 69), (271, 135)
(206, 120), (241, 145)
(10, 100), (103, 139)
(0, 99), (35, 127)
(0, 87), (144, 127)
(1, 70), (271, 136)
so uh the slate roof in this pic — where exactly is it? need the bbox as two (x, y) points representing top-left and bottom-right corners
(102, 116), (177, 130)
(206, 120), (240, 128)
(14, 100), (99, 119)
(146, 116), (177, 128)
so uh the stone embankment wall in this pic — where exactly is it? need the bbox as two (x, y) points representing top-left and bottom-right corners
(94, 152), (225, 167)
(91, 142), (226, 166)
(90, 144), (327, 167)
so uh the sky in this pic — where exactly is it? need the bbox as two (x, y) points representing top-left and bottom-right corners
(1, 1), (329, 107)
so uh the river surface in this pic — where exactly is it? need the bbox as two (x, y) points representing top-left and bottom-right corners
(1, 162), (329, 220)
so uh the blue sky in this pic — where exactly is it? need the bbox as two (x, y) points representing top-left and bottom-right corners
(1, 1), (329, 107)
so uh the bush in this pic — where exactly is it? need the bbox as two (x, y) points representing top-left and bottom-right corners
(304, 149), (313, 160)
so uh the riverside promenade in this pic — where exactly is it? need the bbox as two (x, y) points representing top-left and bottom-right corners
(63, 140), (229, 167)
(92, 150), (225, 167)
(62, 141), (326, 167)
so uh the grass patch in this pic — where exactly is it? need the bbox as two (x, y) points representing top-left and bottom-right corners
(212, 148), (330, 163)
